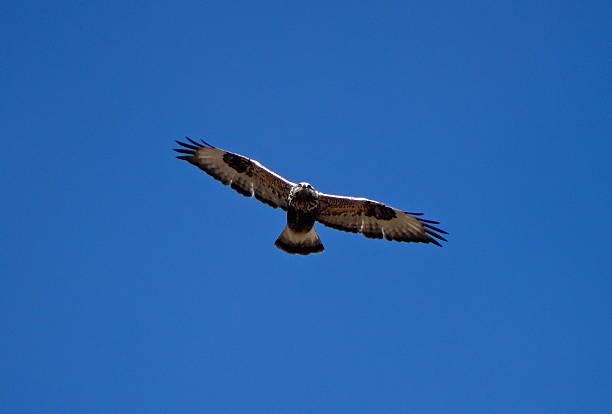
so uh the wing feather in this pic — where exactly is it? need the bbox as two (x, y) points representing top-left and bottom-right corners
(174, 138), (295, 210)
(316, 193), (447, 246)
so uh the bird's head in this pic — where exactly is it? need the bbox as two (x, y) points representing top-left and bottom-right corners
(295, 182), (318, 196)
(289, 182), (319, 209)
(298, 182), (314, 190)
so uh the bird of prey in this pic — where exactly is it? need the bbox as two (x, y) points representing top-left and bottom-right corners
(174, 138), (447, 255)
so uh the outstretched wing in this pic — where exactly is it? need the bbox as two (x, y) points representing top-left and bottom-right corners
(316, 193), (447, 246)
(174, 138), (295, 210)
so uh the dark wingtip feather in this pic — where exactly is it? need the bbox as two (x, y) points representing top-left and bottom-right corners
(200, 138), (215, 148)
(425, 229), (448, 242)
(176, 155), (192, 160)
(422, 223), (448, 235)
(186, 137), (202, 147)
(418, 218), (441, 224)
(173, 148), (194, 155)
(176, 140), (199, 150)
(428, 237), (443, 247)
(405, 211), (449, 242)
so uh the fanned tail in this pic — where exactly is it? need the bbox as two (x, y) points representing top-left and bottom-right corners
(274, 226), (324, 255)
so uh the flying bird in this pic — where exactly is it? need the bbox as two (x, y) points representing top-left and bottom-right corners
(174, 138), (447, 255)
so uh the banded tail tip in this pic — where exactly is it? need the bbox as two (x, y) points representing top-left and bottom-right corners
(274, 226), (324, 255)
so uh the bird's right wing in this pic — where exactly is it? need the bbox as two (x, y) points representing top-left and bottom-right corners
(174, 138), (295, 210)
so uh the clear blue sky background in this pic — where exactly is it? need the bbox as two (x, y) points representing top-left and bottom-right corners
(2, 1), (611, 413)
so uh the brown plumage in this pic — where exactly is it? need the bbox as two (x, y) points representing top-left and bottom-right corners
(174, 138), (447, 255)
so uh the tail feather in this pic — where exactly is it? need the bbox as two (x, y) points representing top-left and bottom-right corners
(275, 225), (324, 255)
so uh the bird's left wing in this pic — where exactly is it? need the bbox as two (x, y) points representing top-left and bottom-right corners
(316, 193), (447, 246)
(174, 138), (295, 210)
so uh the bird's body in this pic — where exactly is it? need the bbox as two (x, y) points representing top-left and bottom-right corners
(174, 138), (447, 255)
(277, 183), (324, 254)
(287, 183), (319, 232)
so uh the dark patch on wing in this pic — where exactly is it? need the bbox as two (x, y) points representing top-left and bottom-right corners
(223, 152), (252, 175)
(364, 201), (396, 220)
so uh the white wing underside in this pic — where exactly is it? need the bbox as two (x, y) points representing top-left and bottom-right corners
(316, 192), (447, 245)
(175, 139), (295, 210)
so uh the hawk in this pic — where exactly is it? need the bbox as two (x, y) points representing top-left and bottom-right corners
(174, 138), (447, 255)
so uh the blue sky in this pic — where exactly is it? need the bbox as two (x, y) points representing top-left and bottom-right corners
(2, 1), (611, 412)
